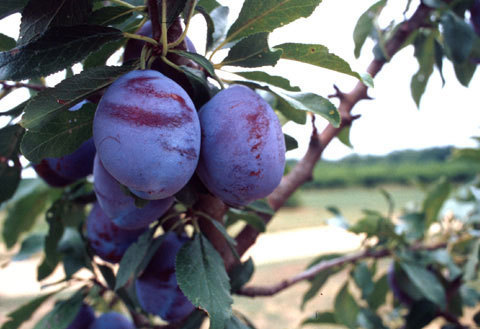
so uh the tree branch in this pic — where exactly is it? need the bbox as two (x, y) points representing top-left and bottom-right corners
(232, 2), (434, 269)
(148, 0), (162, 41)
(236, 242), (447, 297)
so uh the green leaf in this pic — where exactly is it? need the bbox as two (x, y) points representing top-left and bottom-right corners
(178, 65), (214, 108)
(353, 0), (387, 58)
(349, 212), (395, 239)
(301, 312), (336, 326)
(0, 125), (25, 204)
(411, 31), (435, 107)
(38, 200), (67, 280)
(226, 0), (323, 43)
(97, 264), (116, 290)
(352, 261), (374, 300)
(225, 315), (251, 329)
(453, 58), (477, 87)
(422, 177), (451, 227)
(357, 308), (387, 329)
(284, 133), (298, 151)
(441, 10), (475, 63)
(229, 258), (254, 293)
(1, 290), (60, 329)
(19, 0), (93, 46)
(334, 283), (359, 329)
(33, 289), (84, 329)
(115, 228), (155, 290)
(0, 33), (16, 51)
(234, 71), (300, 91)
(88, 6), (134, 26)
(13, 233), (45, 261)
(337, 125), (353, 148)
(464, 239), (480, 281)
(206, 6), (229, 52)
(171, 50), (216, 76)
(367, 274), (388, 310)
(220, 32), (282, 68)
(58, 227), (90, 278)
(158, 0), (188, 28)
(434, 39), (445, 85)
(198, 211), (240, 260)
(400, 261), (446, 309)
(0, 25), (124, 81)
(0, 0), (28, 20)
(21, 64), (134, 130)
(83, 39), (126, 69)
(405, 299), (437, 328)
(176, 234), (233, 329)
(274, 43), (367, 84)
(226, 209), (266, 232)
(20, 102), (95, 163)
(245, 199), (274, 216)
(301, 268), (339, 310)
(273, 89), (340, 127)
(197, 0), (221, 13)
(2, 180), (52, 249)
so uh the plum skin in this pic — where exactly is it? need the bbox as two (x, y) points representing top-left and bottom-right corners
(89, 312), (134, 329)
(33, 102), (95, 187)
(86, 202), (145, 263)
(93, 155), (174, 230)
(93, 69), (201, 200)
(196, 85), (286, 206)
(66, 303), (96, 329)
(135, 232), (195, 323)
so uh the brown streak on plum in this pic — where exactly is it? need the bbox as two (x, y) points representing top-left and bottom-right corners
(104, 102), (192, 128)
(249, 170), (262, 177)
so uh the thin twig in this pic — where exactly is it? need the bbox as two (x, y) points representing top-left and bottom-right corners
(236, 242), (447, 297)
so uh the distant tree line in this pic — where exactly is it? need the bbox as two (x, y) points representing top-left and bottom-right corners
(288, 146), (478, 188)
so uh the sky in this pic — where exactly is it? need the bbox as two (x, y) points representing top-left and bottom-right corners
(0, 0), (479, 161)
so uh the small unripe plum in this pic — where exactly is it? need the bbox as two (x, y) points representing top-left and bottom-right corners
(93, 155), (174, 230)
(86, 203), (145, 263)
(93, 69), (200, 200)
(136, 232), (195, 323)
(66, 303), (96, 329)
(33, 101), (95, 187)
(197, 85), (286, 206)
(89, 312), (134, 329)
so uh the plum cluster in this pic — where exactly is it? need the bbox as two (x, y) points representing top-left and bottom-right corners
(33, 20), (286, 325)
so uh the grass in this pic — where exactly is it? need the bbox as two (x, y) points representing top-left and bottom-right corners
(267, 185), (425, 233)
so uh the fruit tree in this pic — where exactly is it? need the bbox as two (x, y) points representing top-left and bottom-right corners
(1, 0), (480, 328)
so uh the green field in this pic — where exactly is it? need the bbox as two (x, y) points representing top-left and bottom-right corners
(267, 185), (424, 233)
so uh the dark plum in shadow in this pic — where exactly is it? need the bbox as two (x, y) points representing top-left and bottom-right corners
(89, 312), (134, 329)
(135, 232), (195, 323)
(86, 202), (145, 263)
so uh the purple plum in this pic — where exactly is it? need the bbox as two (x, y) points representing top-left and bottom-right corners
(89, 312), (134, 329)
(135, 232), (195, 323)
(93, 155), (174, 230)
(86, 202), (145, 263)
(93, 69), (200, 200)
(66, 303), (96, 329)
(197, 85), (286, 206)
(33, 101), (96, 187)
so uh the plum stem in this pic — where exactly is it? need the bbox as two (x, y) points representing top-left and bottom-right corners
(161, 0), (169, 57)
(123, 32), (158, 46)
(168, 1), (197, 49)
(140, 44), (151, 70)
